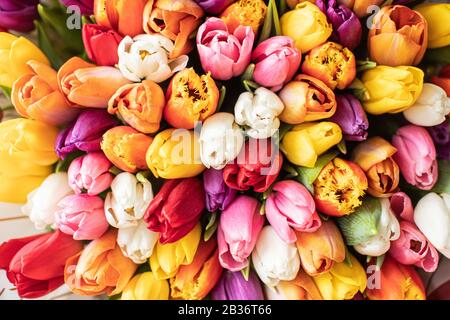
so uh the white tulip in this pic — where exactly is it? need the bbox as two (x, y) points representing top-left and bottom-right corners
(414, 192), (450, 258)
(403, 83), (450, 127)
(252, 226), (300, 287)
(118, 34), (188, 83)
(22, 173), (73, 230)
(354, 198), (400, 257)
(234, 87), (285, 139)
(199, 112), (244, 169)
(104, 172), (153, 228)
(117, 219), (159, 264)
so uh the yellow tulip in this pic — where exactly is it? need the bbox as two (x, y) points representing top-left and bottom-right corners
(280, 2), (332, 53)
(281, 122), (342, 168)
(415, 3), (450, 49)
(361, 66), (424, 115)
(0, 32), (49, 88)
(146, 128), (205, 179)
(313, 254), (367, 300)
(149, 224), (201, 280)
(121, 272), (169, 300)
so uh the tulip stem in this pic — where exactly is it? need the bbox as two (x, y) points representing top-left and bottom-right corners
(109, 166), (122, 176)
(217, 86), (226, 111)
(243, 80), (260, 93)
(356, 60), (377, 73)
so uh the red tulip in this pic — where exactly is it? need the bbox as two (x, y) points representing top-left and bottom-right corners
(82, 24), (123, 66)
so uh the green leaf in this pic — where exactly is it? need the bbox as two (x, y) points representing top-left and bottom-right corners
(349, 78), (370, 102)
(271, 0), (281, 36)
(136, 171), (151, 184)
(337, 139), (347, 155)
(55, 151), (84, 173)
(241, 63), (255, 82)
(357, 60), (377, 73)
(344, 248), (353, 267)
(424, 45), (450, 65)
(258, 0), (274, 44)
(35, 20), (63, 69)
(217, 85), (226, 111)
(241, 263), (250, 281)
(431, 160), (450, 194)
(0, 85), (11, 99)
(109, 166), (123, 176)
(204, 212), (219, 242)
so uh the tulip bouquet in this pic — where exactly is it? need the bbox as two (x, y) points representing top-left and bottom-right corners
(0, 0), (449, 301)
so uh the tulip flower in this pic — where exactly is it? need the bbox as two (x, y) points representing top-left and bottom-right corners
(64, 229), (137, 296)
(195, 0), (235, 14)
(56, 109), (118, 159)
(295, 220), (346, 276)
(61, 1), (93, 14)
(280, 2), (332, 53)
(339, 0), (383, 18)
(146, 128), (205, 179)
(392, 125), (438, 190)
(352, 137), (400, 197)
(22, 173), (74, 230)
(197, 17), (255, 80)
(170, 239), (223, 300)
(415, 3), (450, 49)
(143, 0), (204, 58)
(104, 172), (153, 229)
(390, 192), (414, 222)
(431, 64), (450, 97)
(279, 75), (337, 124)
(428, 122), (450, 160)
(266, 180), (321, 243)
(414, 192), (450, 258)
(366, 255), (425, 300)
(203, 168), (237, 212)
(94, 0), (145, 37)
(82, 24), (123, 66)
(330, 94), (368, 141)
(403, 83), (450, 127)
(302, 42), (356, 90)
(251, 36), (301, 91)
(164, 68), (219, 129)
(220, 0), (266, 34)
(101, 126), (153, 173)
(0, 230), (83, 298)
(368, 5), (427, 67)
(252, 226), (300, 287)
(361, 65), (424, 115)
(223, 138), (283, 193)
(265, 269), (323, 300)
(121, 272), (169, 300)
(281, 122), (342, 168)
(0, 33), (49, 88)
(234, 87), (285, 139)
(108, 80), (165, 134)
(217, 195), (264, 271)
(58, 57), (131, 108)
(199, 113), (244, 170)
(117, 219), (159, 264)
(211, 270), (264, 300)
(313, 253), (367, 300)
(117, 34), (188, 83)
(149, 224), (201, 279)
(0, 0), (39, 32)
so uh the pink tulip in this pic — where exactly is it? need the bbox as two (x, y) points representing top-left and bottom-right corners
(217, 195), (264, 271)
(196, 17), (254, 81)
(392, 125), (438, 190)
(390, 220), (439, 272)
(265, 180), (321, 243)
(390, 192), (414, 222)
(252, 36), (301, 91)
(55, 194), (109, 240)
(68, 152), (114, 196)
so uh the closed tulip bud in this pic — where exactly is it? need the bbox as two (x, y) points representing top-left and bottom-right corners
(266, 180), (321, 243)
(392, 125), (438, 190)
(339, 0), (383, 18)
(199, 113), (244, 170)
(61, 0), (93, 15)
(390, 191), (414, 222)
(281, 122), (342, 168)
(121, 272), (169, 300)
(149, 224), (201, 279)
(220, 0), (267, 34)
(265, 269), (323, 300)
(280, 2), (332, 53)
(415, 3), (450, 49)
(101, 126), (153, 173)
(295, 220), (346, 276)
(0, 0), (39, 32)
(361, 66), (424, 115)
(252, 226), (300, 287)
(211, 270), (264, 300)
(217, 195), (264, 271)
(197, 17), (255, 81)
(330, 94), (368, 141)
(203, 168), (237, 212)
(82, 24), (123, 66)
(108, 80), (165, 134)
(146, 128), (205, 179)
(431, 64), (450, 97)
(195, 0), (235, 14)
(428, 122), (450, 160)
(279, 75), (337, 124)
(234, 87), (285, 139)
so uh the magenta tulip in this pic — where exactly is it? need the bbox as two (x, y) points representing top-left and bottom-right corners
(390, 192), (414, 222)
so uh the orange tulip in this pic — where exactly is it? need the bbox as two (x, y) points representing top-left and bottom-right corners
(64, 229), (137, 296)
(108, 80), (165, 134)
(352, 137), (400, 198)
(266, 269), (323, 300)
(220, 0), (267, 34)
(143, 0), (204, 58)
(58, 57), (131, 108)
(295, 220), (346, 276)
(11, 60), (78, 126)
(101, 126), (153, 173)
(339, 0), (384, 18)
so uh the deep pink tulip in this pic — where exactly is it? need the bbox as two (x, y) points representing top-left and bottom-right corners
(390, 192), (414, 222)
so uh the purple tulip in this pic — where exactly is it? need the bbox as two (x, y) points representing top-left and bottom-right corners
(60, 0), (93, 15)
(330, 94), (369, 141)
(0, 0), (39, 32)
(316, 0), (362, 50)
(428, 122), (450, 160)
(211, 270), (265, 300)
(194, 0), (235, 14)
(203, 168), (237, 212)
(55, 109), (118, 159)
